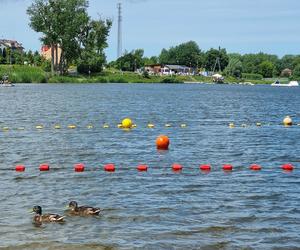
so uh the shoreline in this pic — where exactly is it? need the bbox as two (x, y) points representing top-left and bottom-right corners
(0, 65), (276, 84)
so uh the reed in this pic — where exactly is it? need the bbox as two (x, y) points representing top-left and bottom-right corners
(0, 65), (47, 83)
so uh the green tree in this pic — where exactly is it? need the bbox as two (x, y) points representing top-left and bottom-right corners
(258, 61), (274, 78)
(205, 48), (229, 72)
(25, 50), (34, 65)
(224, 58), (243, 78)
(12, 50), (24, 64)
(242, 52), (278, 74)
(291, 56), (300, 69)
(279, 55), (295, 71)
(292, 64), (300, 79)
(143, 56), (158, 65)
(2, 48), (7, 63)
(28, 0), (111, 75)
(33, 51), (43, 66)
(159, 41), (203, 67)
(77, 18), (112, 74)
(115, 49), (144, 72)
(0, 48), (3, 64)
(5, 47), (12, 64)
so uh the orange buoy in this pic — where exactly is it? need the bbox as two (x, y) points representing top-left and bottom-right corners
(200, 164), (211, 171)
(137, 165), (148, 172)
(250, 164), (262, 171)
(223, 164), (233, 171)
(15, 165), (25, 172)
(282, 163), (294, 171)
(74, 163), (85, 172)
(156, 135), (170, 150)
(172, 163), (183, 171)
(104, 164), (116, 172)
(39, 164), (50, 171)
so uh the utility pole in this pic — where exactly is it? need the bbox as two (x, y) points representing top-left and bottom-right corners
(117, 2), (122, 59)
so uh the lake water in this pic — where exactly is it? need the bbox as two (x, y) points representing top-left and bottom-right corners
(0, 83), (299, 249)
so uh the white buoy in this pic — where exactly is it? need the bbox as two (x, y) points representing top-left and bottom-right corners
(283, 116), (292, 126)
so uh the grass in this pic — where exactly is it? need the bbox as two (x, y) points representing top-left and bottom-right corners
(0, 65), (47, 83)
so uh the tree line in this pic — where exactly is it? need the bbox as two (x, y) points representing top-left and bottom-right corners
(0, 48), (49, 68)
(110, 41), (300, 80)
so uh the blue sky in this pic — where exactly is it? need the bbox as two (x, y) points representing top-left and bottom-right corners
(1, 0), (300, 61)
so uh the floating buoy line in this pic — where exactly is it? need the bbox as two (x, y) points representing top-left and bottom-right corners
(12, 163), (295, 173)
(0, 122), (299, 133)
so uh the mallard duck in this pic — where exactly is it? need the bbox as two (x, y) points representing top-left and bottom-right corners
(31, 205), (65, 224)
(67, 201), (101, 216)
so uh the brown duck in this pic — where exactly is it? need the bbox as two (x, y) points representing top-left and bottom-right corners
(67, 201), (101, 216)
(31, 205), (65, 224)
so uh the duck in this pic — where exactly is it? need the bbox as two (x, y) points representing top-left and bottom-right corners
(67, 201), (101, 216)
(31, 205), (65, 224)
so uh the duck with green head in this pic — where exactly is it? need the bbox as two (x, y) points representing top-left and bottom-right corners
(67, 201), (101, 216)
(31, 205), (65, 224)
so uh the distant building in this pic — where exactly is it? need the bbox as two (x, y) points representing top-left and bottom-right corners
(145, 64), (193, 75)
(41, 45), (62, 63)
(281, 68), (292, 77)
(161, 65), (192, 75)
(144, 64), (162, 75)
(0, 39), (24, 53)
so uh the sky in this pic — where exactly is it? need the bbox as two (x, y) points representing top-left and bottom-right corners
(0, 0), (300, 61)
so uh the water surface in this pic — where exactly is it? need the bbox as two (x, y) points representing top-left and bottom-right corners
(0, 83), (299, 249)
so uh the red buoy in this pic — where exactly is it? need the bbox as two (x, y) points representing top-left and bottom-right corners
(223, 164), (233, 171)
(282, 163), (294, 171)
(74, 163), (85, 172)
(104, 164), (115, 172)
(200, 164), (211, 171)
(250, 164), (262, 171)
(137, 165), (148, 172)
(156, 135), (170, 150)
(39, 164), (50, 171)
(172, 163), (183, 171)
(15, 165), (25, 172)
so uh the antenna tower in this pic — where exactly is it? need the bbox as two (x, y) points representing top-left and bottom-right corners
(117, 2), (122, 58)
(212, 46), (222, 73)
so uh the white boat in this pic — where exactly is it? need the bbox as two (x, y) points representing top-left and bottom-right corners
(1, 83), (14, 87)
(271, 80), (299, 87)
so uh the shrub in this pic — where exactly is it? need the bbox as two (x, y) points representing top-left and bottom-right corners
(160, 77), (182, 83)
(242, 73), (263, 80)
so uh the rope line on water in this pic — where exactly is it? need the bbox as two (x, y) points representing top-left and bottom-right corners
(11, 163), (295, 172)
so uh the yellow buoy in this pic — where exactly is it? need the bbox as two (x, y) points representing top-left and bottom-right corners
(3, 127), (9, 131)
(86, 124), (93, 129)
(283, 116), (292, 126)
(36, 125), (44, 129)
(122, 118), (133, 129)
(68, 124), (76, 129)
(148, 123), (155, 128)
(229, 123), (235, 128)
(54, 124), (61, 129)
(103, 124), (110, 128)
